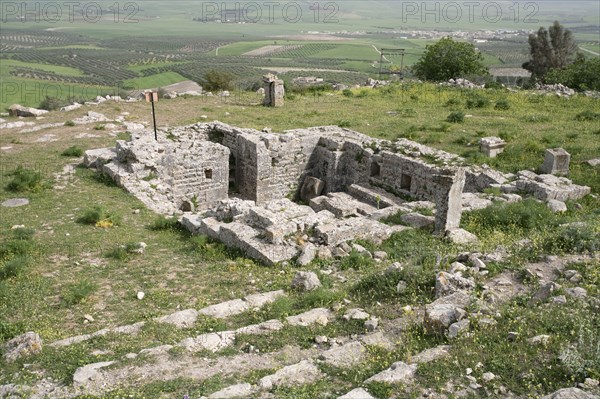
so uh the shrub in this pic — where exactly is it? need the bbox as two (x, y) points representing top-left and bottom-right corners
(444, 98), (461, 107)
(575, 110), (600, 121)
(61, 146), (83, 157)
(0, 256), (29, 280)
(6, 166), (44, 192)
(93, 124), (105, 130)
(543, 225), (600, 254)
(38, 96), (62, 111)
(202, 70), (234, 91)
(466, 94), (490, 108)
(339, 249), (374, 270)
(64, 120), (75, 127)
(106, 242), (145, 260)
(77, 206), (121, 227)
(62, 280), (96, 306)
(342, 89), (354, 97)
(148, 216), (181, 231)
(462, 198), (559, 234)
(495, 99), (511, 110)
(446, 111), (465, 123)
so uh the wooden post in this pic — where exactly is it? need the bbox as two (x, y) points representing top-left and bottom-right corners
(145, 91), (159, 140)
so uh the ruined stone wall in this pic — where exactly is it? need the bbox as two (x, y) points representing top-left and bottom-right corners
(166, 143), (230, 210)
(376, 151), (441, 200)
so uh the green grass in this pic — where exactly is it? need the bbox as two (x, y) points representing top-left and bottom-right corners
(0, 80), (598, 396)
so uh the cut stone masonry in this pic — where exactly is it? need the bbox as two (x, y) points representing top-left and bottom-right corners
(85, 121), (591, 265)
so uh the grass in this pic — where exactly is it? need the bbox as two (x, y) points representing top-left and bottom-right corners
(5, 166), (46, 192)
(61, 146), (84, 157)
(0, 82), (598, 397)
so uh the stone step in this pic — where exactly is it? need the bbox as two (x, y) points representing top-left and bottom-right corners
(310, 192), (378, 217)
(48, 290), (285, 348)
(346, 183), (406, 208)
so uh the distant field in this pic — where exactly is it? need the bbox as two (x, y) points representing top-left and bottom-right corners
(123, 72), (189, 91)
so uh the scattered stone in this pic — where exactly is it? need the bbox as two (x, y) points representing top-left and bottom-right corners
(482, 372), (496, 382)
(291, 271), (321, 291)
(565, 287), (587, 299)
(396, 280), (408, 294)
(83, 314), (94, 323)
(480, 137), (506, 158)
(297, 244), (317, 266)
(179, 331), (235, 353)
(258, 360), (323, 390)
(314, 335), (328, 344)
(373, 251), (387, 260)
(198, 299), (248, 319)
(527, 334), (550, 345)
(507, 331), (519, 341)
(339, 242), (352, 254)
(551, 295), (567, 305)
(320, 341), (366, 368)
(364, 361), (417, 384)
(540, 388), (599, 399)
(529, 282), (561, 305)
(286, 308), (331, 327)
(448, 319), (470, 339)
(2, 332), (43, 362)
(450, 261), (468, 274)
(136, 291), (145, 300)
(1, 198), (29, 208)
(365, 317), (379, 331)
(386, 262), (403, 274)
(208, 383), (255, 399)
(338, 388), (376, 399)
(548, 199), (568, 213)
(155, 309), (198, 328)
(8, 104), (48, 117)
(317, 247), (333, 260)
(411, 345), (452, 364)
(73, 361), (114, 387)
(300, 176), (325, 201)
(540, 148), (571, 175)
(435, 271), (475, 298)
(343, 308), (370, 321)
(360, 331), (394, 351)
(587, 159), (600, 167)
(446, 228), (479, 244)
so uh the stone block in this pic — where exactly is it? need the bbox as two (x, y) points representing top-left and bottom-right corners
(540, 148), (570, 175)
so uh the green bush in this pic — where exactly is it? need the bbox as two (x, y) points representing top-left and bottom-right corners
(446, 111), (465, 123)
(495, 99), (511, 110)
(202, 69), (234, 91)
(39, 96), (62, 111)
(62, 280), (97, 306)
(339, 249), (374, 270)
(148, 215), (181, 231)
(575, 110), (600, 121)
(77, 206), (121, 227)
(64, 120), (75, 127)
(0, 256), (29, 280)
(543, 225), (600, 254)
(462, 198), (559, 234)
(342, 89), (354, 97)
(6, 166), (45, 192)
(466, 94), (490, 108)
(61, 146), (84, 157)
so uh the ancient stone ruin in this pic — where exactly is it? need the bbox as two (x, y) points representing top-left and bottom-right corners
(85, 122), (590, 265)
(263, 74), (285, 107)
(540, 147), (571, 175)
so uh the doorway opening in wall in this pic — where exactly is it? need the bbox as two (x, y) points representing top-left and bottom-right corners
(400, 173), (412, 190)
(228, 154), (237, 193)
(204, 169), (213, 179)
(370, 161), (381, 178)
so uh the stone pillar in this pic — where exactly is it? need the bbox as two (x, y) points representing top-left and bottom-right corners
(433, 168), (466, 234)
(540, 148), (570, 175)
(479, 137), (506, 158)
(263, 74), (284, 107)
